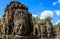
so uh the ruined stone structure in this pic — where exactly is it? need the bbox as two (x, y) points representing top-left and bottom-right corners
(38, 20), (47, 39)
(0, 1), (60, 39)
(0, 1), (33, 39)
(37, 20), (54, 39)
(55, 24), (60, 39)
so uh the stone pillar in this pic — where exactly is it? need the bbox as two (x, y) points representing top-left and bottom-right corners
(46, 21), (54, 39)
(13, 35), (33, 39)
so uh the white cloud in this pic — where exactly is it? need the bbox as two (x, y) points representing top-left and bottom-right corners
(40, 10), (53, 19)
(32, 14), (38, 17)
(53, 0), (60, 6)
(55, 10), (60, 16)
(55, 20), (60, 24)
(58, 0), (60, 3)
(53, 2), (57, 5)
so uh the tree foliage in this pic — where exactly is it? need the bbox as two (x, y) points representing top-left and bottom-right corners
(0, 18), (2, 33)
(45, 16), (52, 21)
(0, 18), (1, 24)
(32, 16), (40, 26)
(32, 16), (40, 35)
(53, 22), (60, 35)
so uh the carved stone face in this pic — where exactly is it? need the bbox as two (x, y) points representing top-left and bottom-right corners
(15, 19), (27, 35)
(14, 10), (29, 35)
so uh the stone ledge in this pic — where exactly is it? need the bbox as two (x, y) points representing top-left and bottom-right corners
(0, 35), (33, 39)
(13, 35), (33, 39)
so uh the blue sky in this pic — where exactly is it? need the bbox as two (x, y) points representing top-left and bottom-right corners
(0, 0), (60, 24)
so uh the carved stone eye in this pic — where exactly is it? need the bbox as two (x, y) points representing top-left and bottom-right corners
(15, 4), (18, 7)
(20, 12), (23, 16)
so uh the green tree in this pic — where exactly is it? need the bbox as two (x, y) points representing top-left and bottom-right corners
(32, 16), (40, 35)
(53, 24), (58, 35)
(53, 22), (60, 35)
(0, 18), (1, 24)
(0, 18), (1, 33)
(40, 16), (52, 24)
(45, 16), (52, 22)
(57, 22), (60, 26)
(57, 22), (60, 32)
(32, 16), (40, 26)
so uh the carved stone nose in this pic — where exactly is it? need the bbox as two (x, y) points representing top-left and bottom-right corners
(20, 24), (24, 31)
(20, 25), (23, 29)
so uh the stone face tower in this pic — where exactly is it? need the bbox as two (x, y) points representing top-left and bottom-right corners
(1, 1), (33, 39)
(38, 20), (47, 39)
(38, 19), (54, 39)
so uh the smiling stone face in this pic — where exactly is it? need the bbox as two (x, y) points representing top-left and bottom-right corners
(14, 9), (31, 36)
(3, 1), (33, 36)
